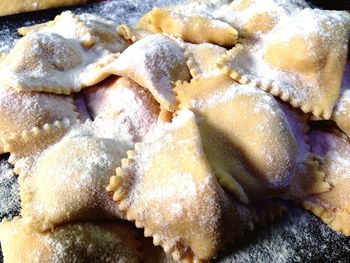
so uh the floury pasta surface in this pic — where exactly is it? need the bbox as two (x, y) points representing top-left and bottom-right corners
(0, 0), (350, 262)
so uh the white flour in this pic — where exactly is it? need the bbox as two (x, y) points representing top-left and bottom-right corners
(0, 0), (350, 262)
(0, 161), (20, 219)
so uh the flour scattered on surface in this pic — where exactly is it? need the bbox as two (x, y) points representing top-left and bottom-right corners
(0, 161), (20, 220)
(0, 44), (10, 54)
(217, 203), (350, 263)
(0, 0), (350, 262)
(74, 0), (185, 25)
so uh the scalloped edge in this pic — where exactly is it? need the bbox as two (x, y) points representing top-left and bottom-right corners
(116, 24), (153, 44)
(109, 34), (189, 113)
(298, 153), (330, 197)
(218, 44), (333, 120)
(5, 52), (120, 96)
(137, 7), (238, 47)
(9, 78), (82, 95)
(106, 118), (261, 263)
(303, 201), (350, 236)
(107, 144), (226, 263)
(0, 95), (78, 155)
(107, 149), (196, 261)
(117, 24), (139, 43)
(180, 42), (226, 80)
(250, 201), (287, 227)
(4, 118), (84, 231)
(2, 118), (78, 172)
(179, 41), (201, 80)
(295, 111), (330, 197)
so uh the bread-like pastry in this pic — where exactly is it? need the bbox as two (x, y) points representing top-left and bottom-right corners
(107, 110), (253, 262)
(304, 130), (350, 236)
(138, 6), (238, 46)
(109, 34), (191, 112)
(0, 0), (88, 17)
(7, 121), (132, 231)
(0, 85), (78, 153)
(83, 77), (160, 142)
(219, 7), (350, 119)
(0, 218), (141, 263)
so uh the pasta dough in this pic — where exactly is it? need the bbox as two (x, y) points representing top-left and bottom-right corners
(176, 75), (327, 202)
(304, 130), (350, 236)
(0, 218), (141, 263)
(107, 110), (253, 262)
(215, 0), (309, 38)
(0, 2), (349, 262)
(0, 32), (118, 94)
(83, 76), (160, 142)
(0, 0), (88, 17)
(219, 7), (350, 119)
(0, 12), (130, 95)
(0, 85), (78, 153)
(176, 76), (290, 202)
(109, 34), (191, 112)
(182, 42), (227, 79)
(138, 7), (238, 46)
(331, 63), (350, 138)
(18, 11), (129, 52)
(18, 121), (132, 231)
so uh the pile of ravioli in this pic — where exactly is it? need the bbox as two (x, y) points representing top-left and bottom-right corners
(0, 0), (350, 262)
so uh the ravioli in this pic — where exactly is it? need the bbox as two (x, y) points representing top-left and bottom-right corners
(176, 75), (327, 203)
(219, 7), (350, 119)
(138, 7), (238, 46)
(0, 3), (349, 263)
(107, 110), (253, 262)
(19, 11), (129, 52)
(0, 218), (141, 263)
(0, 85), (78, 153)
(5, 121), (132, 231)
(83, 77), (160, 142)
(304, 130), (350, 236)
(109, 34), (191, 112)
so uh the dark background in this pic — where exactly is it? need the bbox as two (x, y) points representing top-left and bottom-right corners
(0, 0), (350, 262)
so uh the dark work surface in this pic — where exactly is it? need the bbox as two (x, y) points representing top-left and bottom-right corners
(0, 1), (350, 262)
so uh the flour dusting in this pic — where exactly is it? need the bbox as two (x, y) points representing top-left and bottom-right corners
(0, 161), (20, 220)
(217, 203), (350, 263)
